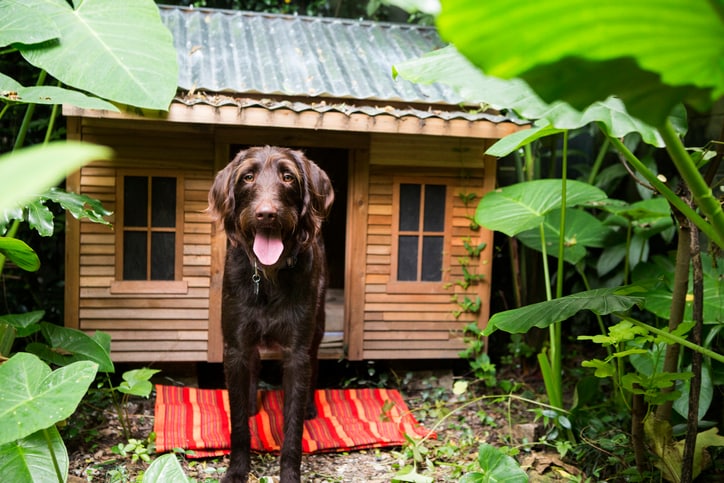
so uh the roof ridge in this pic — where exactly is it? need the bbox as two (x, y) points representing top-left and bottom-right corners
(157, 4), (437, 31)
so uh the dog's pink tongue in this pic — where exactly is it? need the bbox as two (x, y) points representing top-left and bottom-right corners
(253, 230), (284, 266)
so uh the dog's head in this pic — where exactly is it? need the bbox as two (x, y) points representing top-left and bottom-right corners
(208, 146), (334, 266)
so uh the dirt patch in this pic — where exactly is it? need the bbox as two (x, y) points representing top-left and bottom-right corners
(66, 366), (574, 482)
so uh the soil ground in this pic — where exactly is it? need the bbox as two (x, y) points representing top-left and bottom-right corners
(64, 360), (583, 482)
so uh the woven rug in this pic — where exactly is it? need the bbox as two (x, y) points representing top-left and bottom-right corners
(153, 385), (431, 458)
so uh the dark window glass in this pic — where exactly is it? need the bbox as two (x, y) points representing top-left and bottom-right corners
(397, 235), (418, 281)
(423, 185), (446, 231)
(123, 232), (147, 280)
(421, 236), (444, 281)
(151, 232), (175, 280)
(124, 176), (148, 227)
(151, 177), (176, 228)
(398, 184), (420, 231)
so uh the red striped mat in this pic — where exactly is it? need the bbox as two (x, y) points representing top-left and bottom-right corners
(153, 385), (431, 458)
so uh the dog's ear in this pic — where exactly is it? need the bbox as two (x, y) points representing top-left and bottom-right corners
(289, 150), (334, 246)
(208, 150), (245, 246)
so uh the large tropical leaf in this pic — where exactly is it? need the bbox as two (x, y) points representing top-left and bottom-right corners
(0, 0), (58, 47)
(0, 353), (97, 445)
(0, 426), (67, 483)
(0, 141), (113, 212)
(26, 323), (114, 373)
(18, 0), (177, 110)
(0, 311), (44, 338)
(516, 208), (612, 265)
(436, 0), (723, 126)
(483, 286), (645, 336)
(0, 73), (118, 111)
(475, 179), (607, 236)
(392, 45), (670, 147)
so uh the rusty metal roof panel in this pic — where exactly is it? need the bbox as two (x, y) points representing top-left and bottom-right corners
(159, 6), (466, 105)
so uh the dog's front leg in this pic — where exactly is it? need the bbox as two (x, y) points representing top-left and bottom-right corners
(280, 350), (311, 483)
(222, 345), (254, 483)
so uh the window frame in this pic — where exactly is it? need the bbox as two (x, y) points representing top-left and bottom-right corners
(388, 176), (454, 294)
(111, 170), (187, 294)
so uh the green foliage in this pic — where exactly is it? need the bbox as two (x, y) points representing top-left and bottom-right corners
(435, 0), (723, 126)
(459, 444), (528, 483)
(143, 453), (190, 482)
(475, 179), (607, 237)
(16, 0), (177, 111)
(0, 142), (112, 213)
(483, 287), (645, 336)
(0, 353), (98, 446)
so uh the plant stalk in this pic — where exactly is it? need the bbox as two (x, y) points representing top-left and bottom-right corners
(681, 222), (704, 483)
(42, 428), (65, 483)
(655, 205), (691, 422)
(606, 129), (722, 248)
(660, 119), (724, 249)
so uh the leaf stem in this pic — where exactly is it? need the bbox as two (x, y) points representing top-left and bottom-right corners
(42, 428), (65, 483)
(659, 119), (724, 248)
(605, 128), (722, 247)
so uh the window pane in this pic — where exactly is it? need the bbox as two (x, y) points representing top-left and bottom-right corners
(151, 232), (175, 280)
(421, 236), (443, 281)
(123, 231), (147, 280)
(151, 177), (177, 228)
(397, 235), (418, 281)
(124, 176), (148, 227)
(399, 184), (420, 231)
(423, 185), (446, 232)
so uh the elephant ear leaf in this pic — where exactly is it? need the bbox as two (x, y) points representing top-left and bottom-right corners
(483, 286), (645, 335)
(436, 0), (723, 126)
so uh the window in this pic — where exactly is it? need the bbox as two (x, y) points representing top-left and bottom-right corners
(394, 182), (448, 282)
(116, 174), (182, 283)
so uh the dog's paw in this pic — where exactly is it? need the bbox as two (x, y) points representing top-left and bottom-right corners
(220, 470), (248, 483)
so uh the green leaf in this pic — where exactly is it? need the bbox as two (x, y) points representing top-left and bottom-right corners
(0, 237), (40, 272)
(464, 443), (527, 483)
(436, 0), (723, 126)
(674, 364), (712, 421)
(517, 208), (612, 265)
(0, 73), (119, 111)
(0, 426), (68, 483)
(393, 45), (667, 146)
(42, 188), (112, 226)
(117, 368), (161, 397)
(0, 141), (113, 212)
(0, 0), (59, 47)
(142, 453), (189, 483)
(27, 323), (114, 373)
(19, 0), (178, 110)
(0, 311), (44, 338)
(0, 353), (97, 446)
(25, 198), (54, 237)
(483, 286), (645, 336)
(475, 179), (607, 237)
(486, 123), (565, 157)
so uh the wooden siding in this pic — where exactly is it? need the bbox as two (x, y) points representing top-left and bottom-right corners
(66, 120), (215, 362)
(361, 134), (495, 359)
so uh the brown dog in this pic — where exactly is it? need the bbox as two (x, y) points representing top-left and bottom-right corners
(208, 146), (334, 482)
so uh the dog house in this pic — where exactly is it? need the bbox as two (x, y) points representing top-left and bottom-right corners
(63, 6), (526, 362)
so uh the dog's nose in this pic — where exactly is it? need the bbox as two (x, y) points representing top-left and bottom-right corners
(255, 202), (277, 222)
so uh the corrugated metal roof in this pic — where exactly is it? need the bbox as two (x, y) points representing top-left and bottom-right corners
(160, 5), (465, 106)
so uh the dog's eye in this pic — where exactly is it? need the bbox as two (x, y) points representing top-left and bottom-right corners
(281, 172), (295, 183)
(243, 173), (254, 183)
